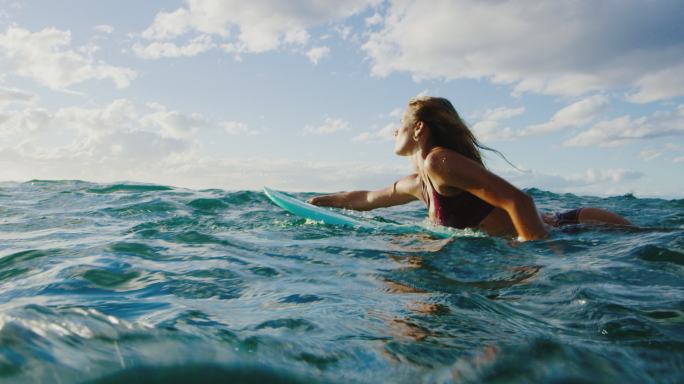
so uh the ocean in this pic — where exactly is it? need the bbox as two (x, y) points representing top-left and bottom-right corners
(0, 180), (682, 383)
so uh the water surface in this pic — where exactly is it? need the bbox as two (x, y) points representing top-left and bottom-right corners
(0, 180), (682, 383)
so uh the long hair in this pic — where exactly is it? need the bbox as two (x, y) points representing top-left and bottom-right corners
(408, 96), (509, 167)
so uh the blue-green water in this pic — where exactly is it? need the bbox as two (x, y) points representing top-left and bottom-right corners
(0, 180), (683, 383)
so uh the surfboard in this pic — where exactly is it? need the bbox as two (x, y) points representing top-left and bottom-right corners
(263, 187), (454, 238)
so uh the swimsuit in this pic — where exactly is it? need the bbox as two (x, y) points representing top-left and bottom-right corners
(419, 174), (583, 229)
(421, 177), (494, 229)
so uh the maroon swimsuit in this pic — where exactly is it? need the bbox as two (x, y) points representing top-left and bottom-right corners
(421, 177), (494, 229)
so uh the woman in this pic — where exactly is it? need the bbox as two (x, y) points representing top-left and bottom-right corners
(308, 96), (631, 241)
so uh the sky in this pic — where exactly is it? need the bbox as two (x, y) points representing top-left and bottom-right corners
(0, 0), (682, 197)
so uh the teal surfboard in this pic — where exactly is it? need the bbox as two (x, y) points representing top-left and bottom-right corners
(263, 187), (454, 238)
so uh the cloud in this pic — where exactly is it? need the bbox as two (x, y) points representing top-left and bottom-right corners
(579, 168), (644, 184)
(365, 13), (383, 26)
(564, 104), (684, 147)
(0, 96), (662, 195)
(0, 108), (51, 137)
(354, 106), (410, 143)
(0, 98), (246, 150)
(0, 102), (408, 191)
(133, 35), (214, 59)
(471, 120), (515, 142)
(0, 26), (136, 89)
(140, 0), (381, 55)
(470, 106), (524, 141)
(353, 122), (395, 142)
(94, 24), (114, 34)
(481, 106), (525, 121)
(673, 156), (684, 163)
(302, 117), (349, 135)
(0, 100), (194, 184)
(362, 1), (684, 102)
(521, 95), (609, 136)
(388, 108), (402, 118)
(626, 63), (684, 103)
(145, 155), (410, 191)
(140, 109), (209, 139)
(0, 99), (300, 189)
(638, 148), (662, 161)
(335, 25), (352, 41)
(221, 121), (259, 135)
(500, 167), (644, 197)
(0, 86), (36, 106)
(306, 46), (330, 64)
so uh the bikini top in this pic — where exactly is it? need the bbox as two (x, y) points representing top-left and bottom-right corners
(421, 177), (494, 229)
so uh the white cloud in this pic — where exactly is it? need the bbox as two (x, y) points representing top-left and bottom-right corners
(521, 95), (609, 136)
(0, 26), (136, 89)
(140, 110), (209, 139)
(470, 106), (524, 142)
(388, 108), (402, 118)
(355, 106), (406, 143)
(638, 148), (662, 161)
(303, 117), (349, 135)
(0, 100), (407, 190)
(0, 98), (243, 148)
(471, 120), (515, 142)
(221, 121), (258, 135)
(579, 168), (644, 184)
(673, 156), (684, 163)
(335, 25), (352, 41)
(362, 1), (684, 102)
(626, 63), (684, 103)
(0, 86), (36, 106)
(94, 24), (114, 34)
(0, 108), (51, 137)
(353, 122), (395, 142)
(365, 12), (383, 26)
(142, 8), (194, 40)
(51, 99), (139, 138)
(148, 155), (410, 191)
(306, 46), (330, 65)
(415, 89), (429, 98)
(500, 167), (644, 197)
(133, 35), (214, 59)
(0, 99), (308, 189)
(141, 0), (381, 55)
(0, 99), (256, 187)
(0, 100), (195, 184)
(482, 106), (525, 121)
(0, 2), (19, 20)
(564, 104), (684, 147)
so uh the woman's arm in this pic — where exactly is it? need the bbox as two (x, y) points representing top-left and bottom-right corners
(426, 150), (548, 241)
(307, 174), (420, 211)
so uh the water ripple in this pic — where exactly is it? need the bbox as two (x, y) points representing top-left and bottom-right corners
(0, 181), (682, 383)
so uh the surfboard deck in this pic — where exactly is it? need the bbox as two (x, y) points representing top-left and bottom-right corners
(263, 187), (454, 238)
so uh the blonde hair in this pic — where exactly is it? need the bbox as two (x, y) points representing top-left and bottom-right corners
(408, 96), (505, 167)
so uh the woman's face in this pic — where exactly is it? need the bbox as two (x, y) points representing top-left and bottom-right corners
(394, 109), (415, 156)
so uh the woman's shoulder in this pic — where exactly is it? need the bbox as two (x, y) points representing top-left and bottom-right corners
(424, 147), (489, 190)
(425, 147), (479, 172)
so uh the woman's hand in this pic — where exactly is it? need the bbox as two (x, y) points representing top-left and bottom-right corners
(307, 195), (332, 206)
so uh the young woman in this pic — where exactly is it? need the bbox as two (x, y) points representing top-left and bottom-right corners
(308, 96), (631, 241)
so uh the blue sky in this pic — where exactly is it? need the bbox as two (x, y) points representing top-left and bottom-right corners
(0, 0), (682, 197)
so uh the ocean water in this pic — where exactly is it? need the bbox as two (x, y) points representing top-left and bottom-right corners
(0, 180), (683, 383)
